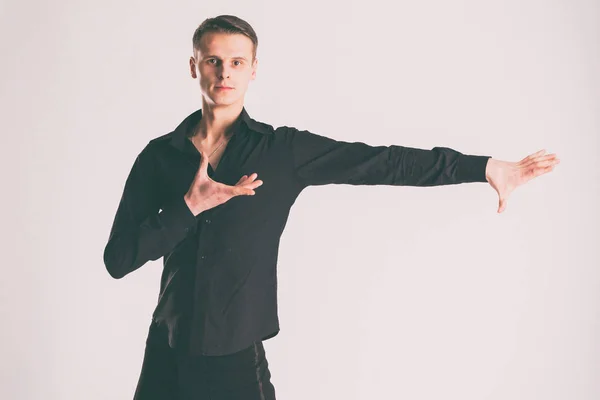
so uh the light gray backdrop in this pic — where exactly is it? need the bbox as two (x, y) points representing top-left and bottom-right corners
(2, 0), (599, 399)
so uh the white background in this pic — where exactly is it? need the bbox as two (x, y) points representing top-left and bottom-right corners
(1, 0), (599, 399)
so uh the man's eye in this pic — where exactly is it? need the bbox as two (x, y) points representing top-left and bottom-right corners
(208, 59), (217, 64)
(233, 60), (241, 66)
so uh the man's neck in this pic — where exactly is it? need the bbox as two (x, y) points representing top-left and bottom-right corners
(195, 100), (244, 145)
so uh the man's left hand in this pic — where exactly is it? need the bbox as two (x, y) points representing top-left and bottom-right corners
(485, 149), (560, 213)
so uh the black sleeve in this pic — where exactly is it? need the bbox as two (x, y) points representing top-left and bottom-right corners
(103, 143), (198, 279)
(286, 127), (491, 189)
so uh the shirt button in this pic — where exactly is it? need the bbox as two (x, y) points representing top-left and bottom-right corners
(205, 219), (211, 224)
(200, 255), (206, 260)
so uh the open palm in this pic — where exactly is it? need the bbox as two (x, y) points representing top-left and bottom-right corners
(184, 151), (264, 216)
(486, 149), (560, 213)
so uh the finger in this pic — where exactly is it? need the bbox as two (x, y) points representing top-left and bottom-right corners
(235, 173), (258, 185)
(528, 160), (558, 179)
(532, 149), (546, 157)
(231, 180), (263, 196)
(518, 149), (546, 165)
(536, 158), (560, 168)
(535, 154), (557, 162)
(244, 179), (263, 190)
(521, 153), (558, 168)
(231, 186), (255, 196)
(236, 175), (248, 185)
(245, 173), (258, 182)
(535, 164), (556, 177)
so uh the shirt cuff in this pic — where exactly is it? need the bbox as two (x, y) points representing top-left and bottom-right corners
(158, 195), (198, 235)
(457, 154), (491, 183)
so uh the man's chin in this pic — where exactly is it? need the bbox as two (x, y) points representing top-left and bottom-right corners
(207, 97), (241, 107)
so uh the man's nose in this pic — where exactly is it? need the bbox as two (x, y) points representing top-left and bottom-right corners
(217, 66), (231, 79)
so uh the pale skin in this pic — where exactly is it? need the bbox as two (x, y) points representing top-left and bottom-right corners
(183, 32), (560, 216)
(183, 32), (262, 216)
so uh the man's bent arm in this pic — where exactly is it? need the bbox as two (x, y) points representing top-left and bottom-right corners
(103, 145), (197, 279)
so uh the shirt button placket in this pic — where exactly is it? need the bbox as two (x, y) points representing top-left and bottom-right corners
(198, 218), (211, 260)
(192, 216), (211, 353)
(199, 217), (214, 353)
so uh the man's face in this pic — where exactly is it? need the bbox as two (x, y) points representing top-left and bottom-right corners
(189, 32), (257, 107)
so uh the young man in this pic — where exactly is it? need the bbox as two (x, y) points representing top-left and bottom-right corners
(103, 15), (559, 400)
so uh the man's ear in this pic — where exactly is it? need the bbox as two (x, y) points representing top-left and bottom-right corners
(189, 56), (197, 79)
(251, 57), (258, 80)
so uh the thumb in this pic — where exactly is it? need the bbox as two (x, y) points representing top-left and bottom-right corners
(498, 197), (507, 213)
(197, 151), (209, 177)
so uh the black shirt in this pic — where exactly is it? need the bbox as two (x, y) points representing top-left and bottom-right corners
(103, 107), (491, 356)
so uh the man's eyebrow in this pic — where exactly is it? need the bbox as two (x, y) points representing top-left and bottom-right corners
(204, 55), (248, 61)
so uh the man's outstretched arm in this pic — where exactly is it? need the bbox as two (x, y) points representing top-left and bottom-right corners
(284, 127), (559, 213)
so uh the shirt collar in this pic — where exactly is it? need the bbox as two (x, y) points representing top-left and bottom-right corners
(169, 106), (273, 152)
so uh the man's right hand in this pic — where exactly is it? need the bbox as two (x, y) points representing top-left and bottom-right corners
(184, 151), (263, 216)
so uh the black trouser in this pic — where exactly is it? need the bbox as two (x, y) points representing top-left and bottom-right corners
(133, 320), (277, 400)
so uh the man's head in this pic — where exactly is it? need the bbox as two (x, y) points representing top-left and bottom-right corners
(189, 15), (258, 108)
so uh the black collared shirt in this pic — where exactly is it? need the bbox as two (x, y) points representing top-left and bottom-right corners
(103, 107), (491, 356)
